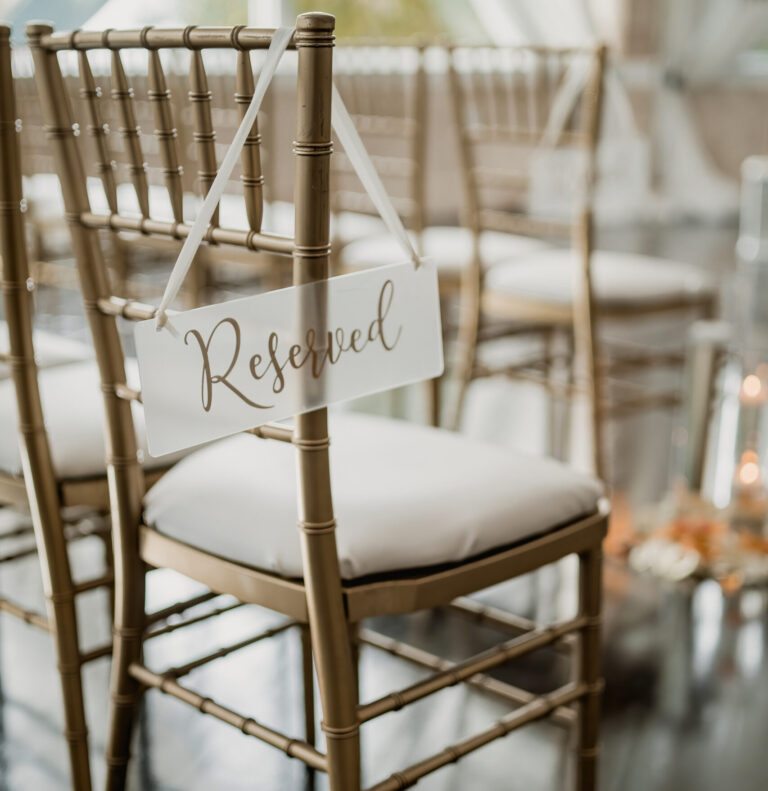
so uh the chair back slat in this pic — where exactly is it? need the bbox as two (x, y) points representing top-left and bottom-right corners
(188, 50), (219, 227)
(78, 51), (118, 214)
(110, 49), (150, 217)
(235, 49), (265, 232)
(147, 50), (184, 223)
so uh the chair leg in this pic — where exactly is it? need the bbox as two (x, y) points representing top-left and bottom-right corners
(450, 272), (481, 432)
(99, 527), (116, 627)
(426, 376), (441, 428)
(309, 613), (361, 791)
(49, 594), (93, 791)
(325, 728), (361, 791)
(300, 623), (316, 746)
(299, 539), (361, 791)
(105, 570), (146, 791)
(576, 545), (602, 791)
(349, 622), (360, 705)
(544, 328), (561, 459)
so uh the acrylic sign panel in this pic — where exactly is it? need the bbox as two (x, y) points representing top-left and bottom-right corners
(135, 261), (443, 457)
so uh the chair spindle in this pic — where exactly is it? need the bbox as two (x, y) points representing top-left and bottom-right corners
(234, 49), (264, 232)
(188, 48), (219, 228)
(78, 51), (118, 214)
(110, 49), (150, 217)
(147, 49), (184, 224)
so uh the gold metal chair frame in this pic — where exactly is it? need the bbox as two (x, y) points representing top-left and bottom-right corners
(447, 44), (716, 480)
(0, 31), (116, 789)
(29, 14), (607, 790)
(2, 27), (247, 790)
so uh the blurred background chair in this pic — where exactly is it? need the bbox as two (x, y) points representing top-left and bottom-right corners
(335, 41), (549, 297)
(447, 43), (716, 484)
(334, 41), (551, 423)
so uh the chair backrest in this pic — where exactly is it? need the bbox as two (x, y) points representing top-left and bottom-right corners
(13, 52), (281, 220)
(26, 15), (344, 603)
(0, 24), (71, 552)
(332, 41), (426, 238)
(448, 44), (605, 249)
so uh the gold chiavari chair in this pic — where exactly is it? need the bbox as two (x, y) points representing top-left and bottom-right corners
(29, 14), (608, 790)
(447, 44), (716, 480)
(1, 27), (230, 791)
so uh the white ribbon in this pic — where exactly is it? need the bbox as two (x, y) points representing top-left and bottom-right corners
(155, 27), (421, 332)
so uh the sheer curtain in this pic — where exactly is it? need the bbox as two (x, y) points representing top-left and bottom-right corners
(655, 0), (768, 219)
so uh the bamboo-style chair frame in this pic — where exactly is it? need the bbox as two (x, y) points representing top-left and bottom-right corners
(1, 27), (248, 791)
(447, 44), (716, 479)
(0, 38), (118, 789)
(29, 14), (607, 791)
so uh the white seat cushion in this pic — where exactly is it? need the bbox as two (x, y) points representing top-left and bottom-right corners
(339, 226), (550, 276)
(334, 211), (387, 246)
(24, 176), (200, 226)
(143, 413), (602, 580)
(485, 248), (715, 308)
(0, 324), (91, 380)
(0, 359), (185, 479)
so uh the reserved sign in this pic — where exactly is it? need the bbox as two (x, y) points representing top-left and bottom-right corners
(135, 261), (443, 456)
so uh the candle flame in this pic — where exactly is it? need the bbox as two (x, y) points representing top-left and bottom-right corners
(739, 461), (761, 486)
(742, 374), (763, 399)
(737, 450), (762, 487)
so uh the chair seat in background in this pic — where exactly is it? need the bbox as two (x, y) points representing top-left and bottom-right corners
(0, 323), (91, 379)
(485, 248), (715, 310)
(0, 359), (185, 478)
(339, 226), (550, 277)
